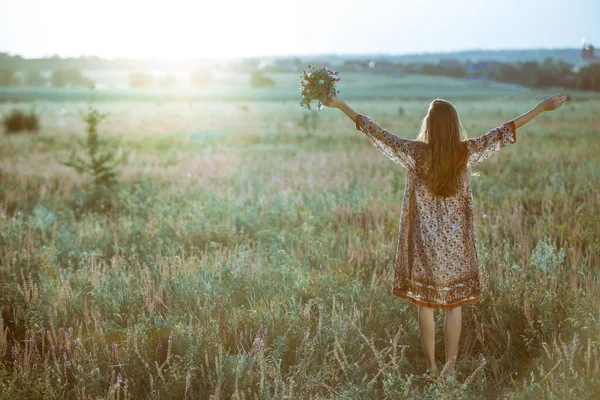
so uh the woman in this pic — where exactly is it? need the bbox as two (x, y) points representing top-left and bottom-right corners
(325, 94), (567, 380)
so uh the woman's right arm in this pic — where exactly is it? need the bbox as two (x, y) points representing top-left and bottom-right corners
(326, 95), (419, 169)
(466, 94), (568, 168)
(511, 94), (567, 129)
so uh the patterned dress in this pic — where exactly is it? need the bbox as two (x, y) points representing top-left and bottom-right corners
(354, 114), (517, 310)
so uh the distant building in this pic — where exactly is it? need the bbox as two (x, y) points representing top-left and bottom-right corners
(573, 40), (600, 73)
(581, 40), (600, 64)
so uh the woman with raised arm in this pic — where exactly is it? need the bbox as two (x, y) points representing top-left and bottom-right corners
(325, 94), (567, 381)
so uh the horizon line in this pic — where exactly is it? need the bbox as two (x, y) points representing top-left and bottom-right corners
(0, 45), (587, 62)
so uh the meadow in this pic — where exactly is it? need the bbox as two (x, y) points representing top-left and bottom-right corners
(0, 72), (599, 399)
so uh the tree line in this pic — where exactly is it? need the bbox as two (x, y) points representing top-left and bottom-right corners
(0, 69), (215, 89)
(0, 68), (278, 89)
(397, 58), (600, 92)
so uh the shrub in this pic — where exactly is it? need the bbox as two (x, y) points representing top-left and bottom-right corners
(190, 69), (212, 87)
(250, 71), (275, 88)
(2, 109), (40, 134)
(129, 72), (153, 88)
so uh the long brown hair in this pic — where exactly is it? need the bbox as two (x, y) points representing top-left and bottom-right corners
(416, 99), (468, 197)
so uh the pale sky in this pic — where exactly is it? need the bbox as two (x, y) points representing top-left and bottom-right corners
(1, 0), (598, 59)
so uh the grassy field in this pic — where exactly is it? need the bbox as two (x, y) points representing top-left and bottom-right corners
(0, 73), (599, 399)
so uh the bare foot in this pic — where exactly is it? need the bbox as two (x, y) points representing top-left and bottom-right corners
(425, 368), (439, 379)
(440, 368), (456, 380)
(440, 360), (456, 380)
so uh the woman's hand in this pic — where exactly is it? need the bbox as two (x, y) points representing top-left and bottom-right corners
(324, 94), (344, 109)
(511, 94), (568, 129)
(537, 94), (568, 112)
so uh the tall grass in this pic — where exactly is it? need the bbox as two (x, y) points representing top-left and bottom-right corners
(0, 97), (598, 398)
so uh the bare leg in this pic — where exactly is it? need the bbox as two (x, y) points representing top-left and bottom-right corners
(418, 306), (437, 372)
(443, 306), (462, 375)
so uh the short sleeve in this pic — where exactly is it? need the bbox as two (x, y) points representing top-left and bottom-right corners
(466, 121), (516, 169)
(355, 114), (420, 170)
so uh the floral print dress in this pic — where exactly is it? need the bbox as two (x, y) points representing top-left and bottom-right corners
(354, 114), (517, 310)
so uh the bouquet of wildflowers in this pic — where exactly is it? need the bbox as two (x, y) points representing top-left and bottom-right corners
(299, 65), (341, 111)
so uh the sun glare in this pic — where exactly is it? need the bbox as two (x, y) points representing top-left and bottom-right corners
(55, 0), (304, 60)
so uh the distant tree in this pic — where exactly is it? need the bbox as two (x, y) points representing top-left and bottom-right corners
(420, 63), (439, 75)
(51, 70), (67, 87)
(250, 71), (275, 88)
(190, 69), (212, 87)
(11, 74), (23, 86)
(0, 68), (19, 86)
(518, 62), (542, 87)
(129, 72), (153, 88)
(419, 63), (465, 78)
(576, 63), (600, 92)
(536, 59), (571, 87)
(490, 63), (521, 83)
(51, 68), (93, 88)
(25, 70), (46, 86)
(442, 65), (466, 78)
